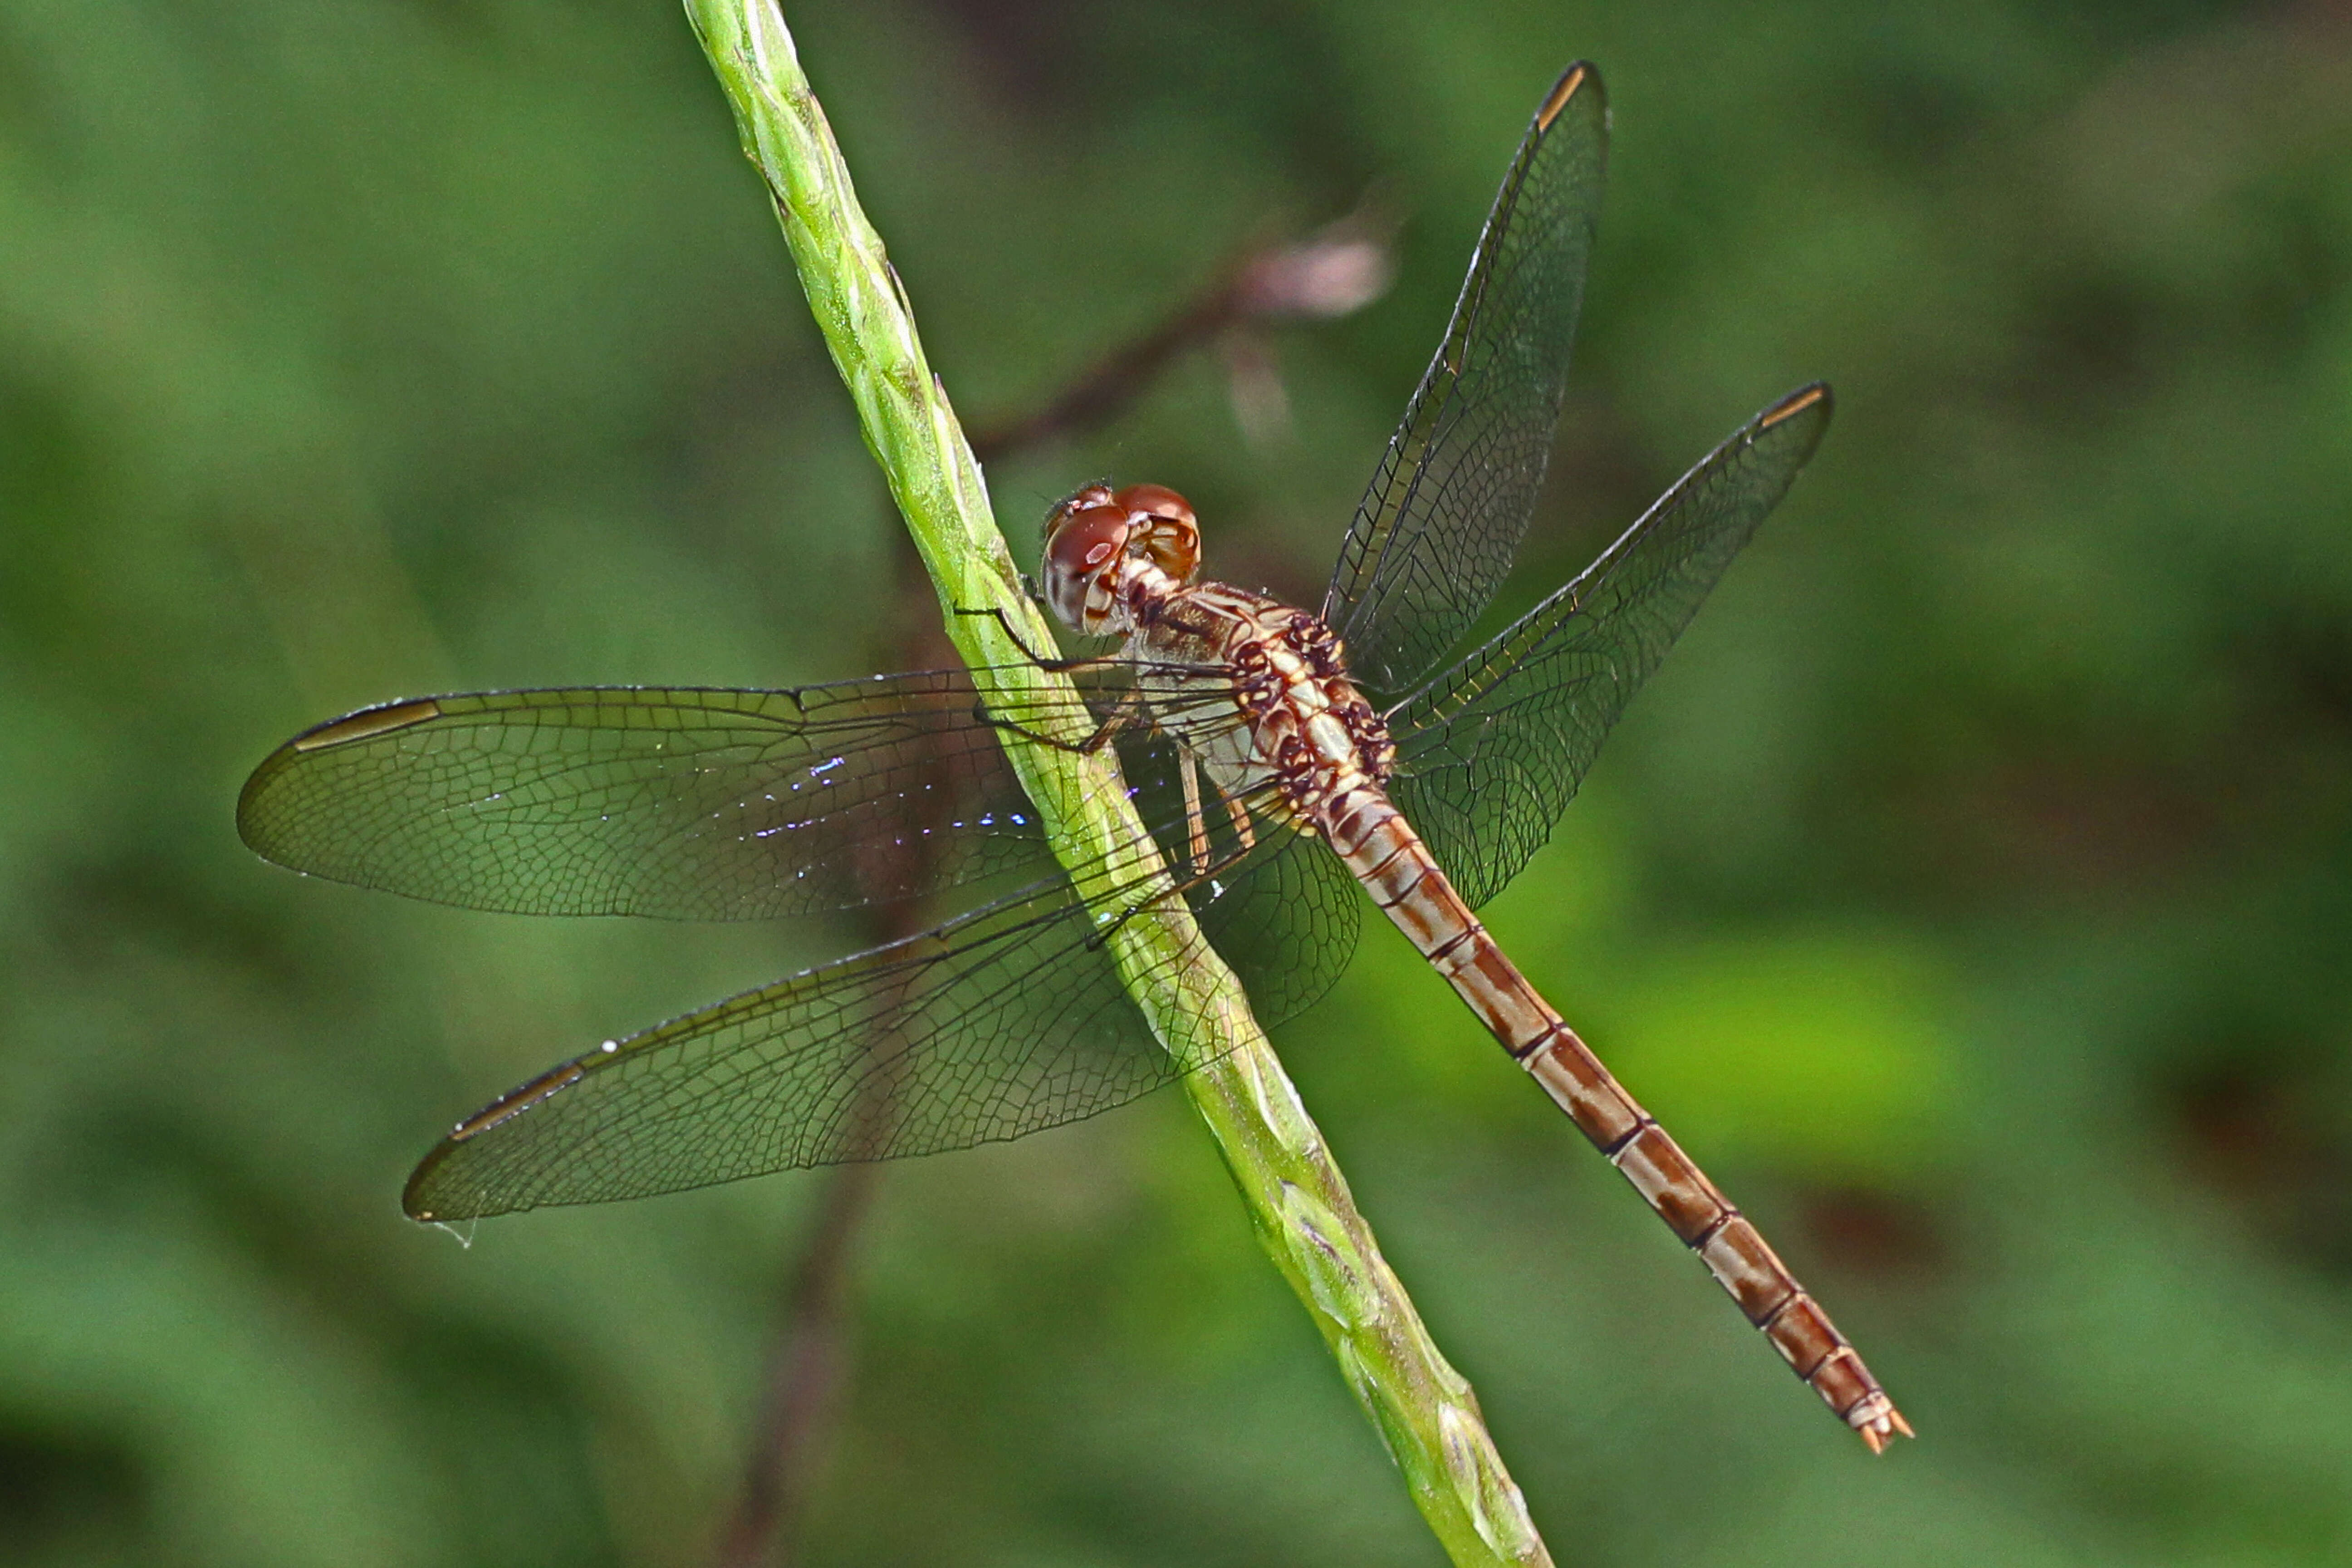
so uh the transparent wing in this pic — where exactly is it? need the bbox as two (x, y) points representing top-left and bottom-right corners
(1200, 827), (1364, 1024)
(402, 777), (1356, 1220)
(402, 865), (1181, 1219)
(237, 670), (1237, 921)
(1388, 385), (1833, 908)
(1322, 62), (1608, 697)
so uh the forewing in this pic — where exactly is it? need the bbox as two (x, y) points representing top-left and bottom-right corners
(238, 676), (1112, 920)
(1389, 385), (1833, 908)
(1323, 63), (1608, 697)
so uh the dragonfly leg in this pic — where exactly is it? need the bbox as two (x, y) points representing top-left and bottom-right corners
(971, 686), (1141, 757)
(951, 603), (1119, 674)
(1179, 754), (1211, 876)
(1222, 789), (1256, 853)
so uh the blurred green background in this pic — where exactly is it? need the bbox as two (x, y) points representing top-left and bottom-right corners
(7, 0), (2352, 1563)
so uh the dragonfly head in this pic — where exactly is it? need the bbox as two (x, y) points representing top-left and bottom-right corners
(1041, 481), (1200, 634)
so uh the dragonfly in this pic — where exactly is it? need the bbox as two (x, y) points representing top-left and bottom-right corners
(240, 62), (1909, 1450)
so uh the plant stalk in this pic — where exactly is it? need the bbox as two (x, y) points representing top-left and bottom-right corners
(683, 5), (1553, 1561)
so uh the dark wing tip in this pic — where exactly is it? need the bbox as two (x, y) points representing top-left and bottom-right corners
(1756, 380), (1833, 464)
(289, 697), (446, 753)
(1759, 380), (1832, 429)
(402, 1054), (603, 1221)
(237, 696), (448, 860)
(401, 1142), (463, 1222)
(1537, 61), (1604, 131)
(404, 1133), (510, 1224)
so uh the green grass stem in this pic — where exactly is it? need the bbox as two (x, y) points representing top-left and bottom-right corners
(683, 5), (1554, 1561)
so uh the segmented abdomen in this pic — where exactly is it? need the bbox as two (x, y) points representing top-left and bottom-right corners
(1318, 784), (1911, 1450)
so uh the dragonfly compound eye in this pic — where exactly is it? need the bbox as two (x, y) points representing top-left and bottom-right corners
(1115, 484), (1201, 584)
(1112, 482), (1194, 524)
(1042, 504), (1132, 629)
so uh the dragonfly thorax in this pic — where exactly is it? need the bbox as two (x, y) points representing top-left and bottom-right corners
(1043, 480), (1395, 812)
(1200, 595), (1398, 816)
(1041, 481), (1201, 636)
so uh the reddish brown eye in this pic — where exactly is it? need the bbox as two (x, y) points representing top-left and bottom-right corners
(1049, 505), (1129, 564)
(1113, 483), (1195, 527)
(1111, 484), (1200, 584)
(1042, 505), (1131, 626)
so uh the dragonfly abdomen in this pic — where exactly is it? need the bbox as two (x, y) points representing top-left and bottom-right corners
(1319, 783), (1912, 1452)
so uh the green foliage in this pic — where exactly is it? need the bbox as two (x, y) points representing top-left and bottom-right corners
(5, 1), (2352, 1565)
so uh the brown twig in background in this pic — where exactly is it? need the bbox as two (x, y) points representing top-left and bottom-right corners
(713, 543), (952, 1568)
(969, 194), (1396, 464)
(714, 198), (1394, 1568)
(714, 1154), (881, 1568)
